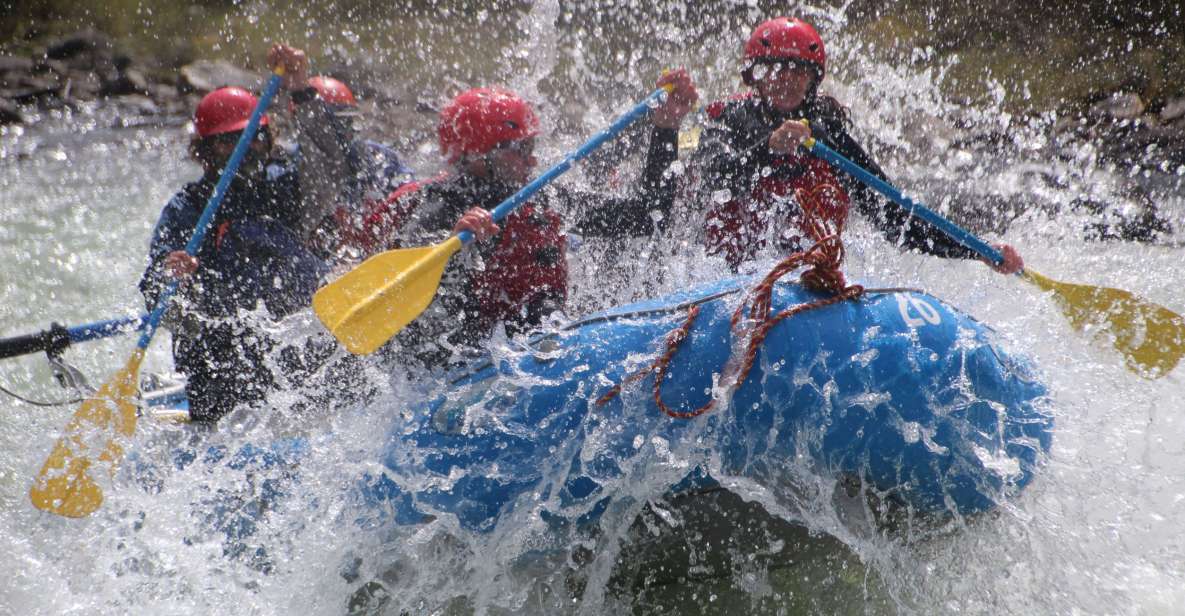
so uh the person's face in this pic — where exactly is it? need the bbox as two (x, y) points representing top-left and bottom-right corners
(752, 60), (816, 113)
(330, 107), (359, 137)
(487, 138), (537, 185)
(208, 129), (271, 175)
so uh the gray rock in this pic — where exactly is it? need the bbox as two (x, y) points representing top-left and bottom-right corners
(1090, 92), (1145, 120)
(1052, 115), (1088, 136)
(38, 59), (71, 77)
(114, 94), (160, 116)
(1162, 96), (1185, 123)
(45, 29), (113, 60)
(44, 30), (116, 77)
(0, 55), (36, 75)
(180, 60), (262, 94)
(101, 68), (150, 96)
(149, 83), (180, 101)
(0, 98), (24, 124)
(1, 74), (62, 102)
(62, 72), (102, 101)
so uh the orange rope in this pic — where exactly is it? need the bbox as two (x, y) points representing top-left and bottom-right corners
(595, 196), (863, 418)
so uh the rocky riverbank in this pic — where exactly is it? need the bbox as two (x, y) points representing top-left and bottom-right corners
(0, 28), (433, 142)
(4, 11), (1183, 166)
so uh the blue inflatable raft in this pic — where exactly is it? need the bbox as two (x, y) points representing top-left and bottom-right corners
(359, 275), (1054, 534)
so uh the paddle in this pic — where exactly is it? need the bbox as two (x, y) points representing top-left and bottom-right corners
(29, 70), (284, 518)
(314, 85), (675, 355)
(804, 136), (1185, 377)
(0, 316), (145, 360)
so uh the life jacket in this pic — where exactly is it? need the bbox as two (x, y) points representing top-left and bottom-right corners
(342, 177), (434, 255)
(700, 95), (851, 269)
(361, 175), (568, 339)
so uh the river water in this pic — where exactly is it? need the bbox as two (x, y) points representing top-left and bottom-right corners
(2, 2), (1185, 614)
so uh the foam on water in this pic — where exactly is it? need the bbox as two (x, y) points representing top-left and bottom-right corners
(2, 1), (1184, 613)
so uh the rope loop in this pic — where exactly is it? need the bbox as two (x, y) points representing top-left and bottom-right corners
(596, 203), (864, 418)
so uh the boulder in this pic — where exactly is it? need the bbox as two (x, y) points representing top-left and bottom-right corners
(148, 83), (180, 102)
(1090, 92), (1145, 120)
(112, 94), (161, 120)
(0, 98), (24, 125)
(101, 68), (150, 97)
(1161, 96), (1185, 123)
(179, 60), (262, 94)
(1, 74), (62, 103)
(0, 55), (36, 77)
(63, 71), (103, 101)
(44, 29), (116, 76)
(45, 29), (113, 60)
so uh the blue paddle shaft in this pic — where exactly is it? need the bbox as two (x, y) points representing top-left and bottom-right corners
(0, 316), (145, 359)
(806, 140), (1005, 265)
(456, 87), (670, 244)
(136, 73), (284, 349)
(69, 315), (145, 343)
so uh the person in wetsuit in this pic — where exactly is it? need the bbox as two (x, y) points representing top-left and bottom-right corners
(687, 17), (1024, 273)
(140, 45), (363, 422)
(358, 71), (698, 366)
(284, 74), (416, 262)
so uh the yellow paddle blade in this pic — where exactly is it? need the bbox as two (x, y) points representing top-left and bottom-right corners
(314, 236), (464, 355)
(30, 348), (144, 517)
(1023, 269), (1185, 377)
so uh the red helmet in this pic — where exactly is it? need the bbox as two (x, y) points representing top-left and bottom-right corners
(308, 75), (357, 108)
(438, 88), (539, 163)
(741, 18), (826, 86)
(194, 87), (268, 138)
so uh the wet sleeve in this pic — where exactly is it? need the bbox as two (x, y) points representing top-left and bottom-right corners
(569, 126), (679, 238)
(364, 141), (416, 195)
(139, 194), (199, 310)
(387, 187), (457, 250)
(290, 88), (367, 239)
(820, 122), (977, 260)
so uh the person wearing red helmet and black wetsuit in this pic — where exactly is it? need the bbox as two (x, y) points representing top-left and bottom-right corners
(689, 17), (1024, 274)
(286, 74), (415, 260)
(140, 45), (359, 422)
(360, 72), (698, 367)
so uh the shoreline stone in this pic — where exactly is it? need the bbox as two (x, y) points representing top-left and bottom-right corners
(179, 60), (264, 95)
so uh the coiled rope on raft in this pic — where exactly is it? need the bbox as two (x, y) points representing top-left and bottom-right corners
(595, 185), (865, 418)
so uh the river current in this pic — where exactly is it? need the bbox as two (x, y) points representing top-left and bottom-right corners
(2, 2), (1184, 614)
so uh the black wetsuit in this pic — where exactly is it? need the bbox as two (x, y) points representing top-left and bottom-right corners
(693, 94), (977, 260)
(140, 159), (326, 422)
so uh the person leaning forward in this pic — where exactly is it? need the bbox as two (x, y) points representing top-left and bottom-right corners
(357, 70), (697, 367)
(685, 17), (1023, 274)
(139, 44), (361, 423)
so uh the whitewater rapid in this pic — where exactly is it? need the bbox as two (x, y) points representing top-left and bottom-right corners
(3, 4), (1184, 614)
